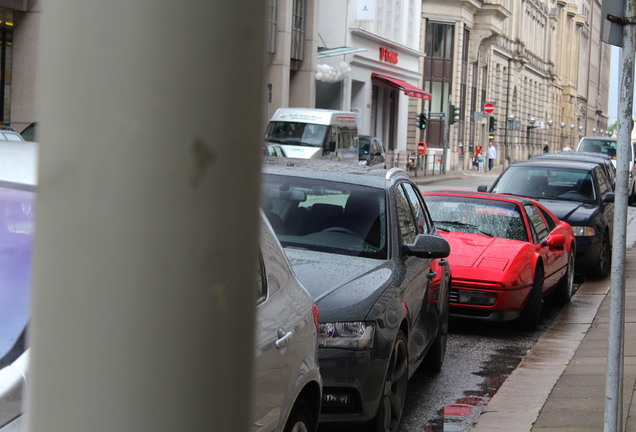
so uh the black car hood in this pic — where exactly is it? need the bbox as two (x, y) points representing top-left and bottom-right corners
(532, 198), (600, 225)
(284, 248), (394, 322)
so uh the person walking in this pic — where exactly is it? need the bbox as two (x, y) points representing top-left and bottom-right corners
(487, 142), (497, 171)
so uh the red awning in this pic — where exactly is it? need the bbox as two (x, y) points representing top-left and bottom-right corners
(371, 73), (432, 101)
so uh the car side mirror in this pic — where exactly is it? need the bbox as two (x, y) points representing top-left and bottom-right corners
(477, 185), (489, 192)
(542, 234), (565, 250)
(403, 234), (450, 259)
(603, 192), (615, 203)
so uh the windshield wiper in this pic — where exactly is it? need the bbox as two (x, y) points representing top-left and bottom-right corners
(435, 220), (493, 237)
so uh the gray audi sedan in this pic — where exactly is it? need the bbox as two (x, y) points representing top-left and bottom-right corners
(261, 158), (451, 432)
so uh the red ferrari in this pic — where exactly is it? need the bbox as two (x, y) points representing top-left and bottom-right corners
(422, 191), (575, 330)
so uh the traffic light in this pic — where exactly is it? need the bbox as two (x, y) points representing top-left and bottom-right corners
(417, 112), (427, 129)
(489, 116), (498, 132)
(450, 105), (460, 125)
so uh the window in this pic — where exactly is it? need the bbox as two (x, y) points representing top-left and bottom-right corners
(396, 186), (418, 244)
(267, 0), (278, 54)
(401, 183), (430, 234)
(524, 204), (550, 244)
(291, 0), (306, 61)
(596, 168), (612, 198)
(536, 206), (556, 232)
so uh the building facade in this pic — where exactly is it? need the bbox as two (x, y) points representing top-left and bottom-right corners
(0, 1), (39, 133)
(420, 0), (611, 170)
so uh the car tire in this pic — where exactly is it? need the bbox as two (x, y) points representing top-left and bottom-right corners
(517, 265), (543, 331)
(551, 251), (575, 305)
(283, 399), (315, 432)
(589, 232), (611, 279)
(369, 331), (408, 432)
(423, 284), (449, 372)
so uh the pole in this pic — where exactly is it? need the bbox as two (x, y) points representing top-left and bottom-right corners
(443, 98), (450, 174)
(605, 1), (635, 431)
(28, 2), (265, 432)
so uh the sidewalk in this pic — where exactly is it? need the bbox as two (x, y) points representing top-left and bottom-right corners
(469, 213), (636, 431)
(409, 165), (503, 186)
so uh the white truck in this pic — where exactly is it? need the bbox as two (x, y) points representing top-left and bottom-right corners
(264, 108), (359, 162)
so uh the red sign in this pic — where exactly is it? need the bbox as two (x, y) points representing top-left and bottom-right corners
(379, 47), (398, 64)
(483, 102), (495, 114)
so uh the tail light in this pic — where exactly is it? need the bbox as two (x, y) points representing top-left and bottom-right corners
(312, 303), (320, 335)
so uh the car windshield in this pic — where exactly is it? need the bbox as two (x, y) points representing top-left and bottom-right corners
(358, 137), (371, 156)
(425, 195), (528, 241)
(578, 139), (618, 159)
(0, 183), (34, 368)
(264, 122), (328, 147)
(492, 166), (596, 203)
(262, 174), (387, 259)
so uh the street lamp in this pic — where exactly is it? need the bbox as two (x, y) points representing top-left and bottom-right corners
(593, 127), (597, 134)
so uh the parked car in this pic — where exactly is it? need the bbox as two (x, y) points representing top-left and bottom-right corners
(252, 213), (322, 432)
(532, 151), (616, 190)
(423, 191), (576, 329)
(576, 136), (636, 203)
(0, 141), (37, 432)
(478, 159), (614, 278)
(20, 122), (38, 142)
(358, 135), (386, 167)
(261, 158), (451, 431)
(0, 128), (24, 142)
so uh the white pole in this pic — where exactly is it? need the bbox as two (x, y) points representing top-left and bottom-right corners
(27, 2), (265, 432)
(605, 2), (635, 431)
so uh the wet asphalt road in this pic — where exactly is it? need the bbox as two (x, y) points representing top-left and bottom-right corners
(399, 295), (570, 431)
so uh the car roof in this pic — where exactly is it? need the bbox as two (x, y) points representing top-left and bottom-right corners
(533, 151), (611, 163)
(0, 141), (38, 187)
(424, 190), (536, 206)
(507, 159), (599, 171)
(579, 136), (616, 142)
(262, 156), (406, 189)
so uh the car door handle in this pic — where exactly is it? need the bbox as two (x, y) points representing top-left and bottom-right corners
(427, 271), (438, 280)
(276, 328), (293, 350)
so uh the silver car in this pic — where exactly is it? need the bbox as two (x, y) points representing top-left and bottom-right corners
(252, 214), (322, 432)
(0, 141), (37, 432)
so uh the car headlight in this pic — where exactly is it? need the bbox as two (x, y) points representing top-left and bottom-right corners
(572, 226), (597, 236)
(319, 321), (375, 350)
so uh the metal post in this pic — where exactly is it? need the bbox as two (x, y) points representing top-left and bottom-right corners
(605, 2), (636, 431)
(28, 2), (265, 432)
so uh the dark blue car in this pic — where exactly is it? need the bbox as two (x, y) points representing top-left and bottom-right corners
(478, 159), (615, 278)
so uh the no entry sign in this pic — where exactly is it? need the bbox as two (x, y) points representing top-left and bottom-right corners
(483, 102), (495, 114)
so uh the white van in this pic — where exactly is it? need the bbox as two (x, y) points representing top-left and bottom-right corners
(264, 108), (359, 162)
(576, 136), (636, 203)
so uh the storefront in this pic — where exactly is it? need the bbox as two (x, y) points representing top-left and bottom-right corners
(316, 27), (428, 153)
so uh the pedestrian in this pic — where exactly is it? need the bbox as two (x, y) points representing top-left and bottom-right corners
(477, 152), (484, 172)
(487, 142), (497, 171)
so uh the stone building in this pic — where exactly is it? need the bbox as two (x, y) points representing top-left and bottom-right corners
(419, 0), (611, 170)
